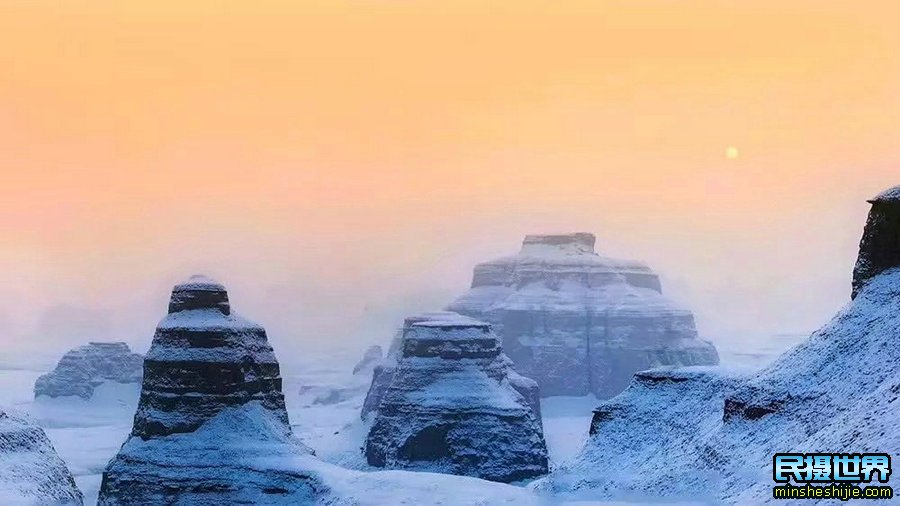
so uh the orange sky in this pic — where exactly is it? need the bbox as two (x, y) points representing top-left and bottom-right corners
(1, 1), (898, 354)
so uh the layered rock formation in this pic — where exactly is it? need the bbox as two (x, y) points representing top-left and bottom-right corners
(448, 233), (719, 398)
(98, 275), (324, 505)
(361, 311), (454, 419)
(364, 312), (548, 482)
(34, 342), (143, 399)
(0, 409), (83, 505)
(540, 185), (900, 503)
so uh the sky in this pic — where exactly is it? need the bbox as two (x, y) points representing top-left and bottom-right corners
(0, 0), (898, 357)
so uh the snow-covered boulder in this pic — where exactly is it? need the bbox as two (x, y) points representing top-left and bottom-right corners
(98, 275), (324, 505)
(540, 186), (900, 503)
(364, 312), (548, 482)
(448, 232), (719, 398)
(0, 409), (83, 505)
(34, 342), (142, 400)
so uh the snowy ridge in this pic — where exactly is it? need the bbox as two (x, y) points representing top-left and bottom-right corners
(0, 409), (83, 505)
(540, 266), (900, 504)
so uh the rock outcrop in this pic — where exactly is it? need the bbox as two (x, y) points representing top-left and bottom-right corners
(852, 185), (900, 298)
(98, 275), (324, 505)
(540, 185), (900, 504)
(34, 342), (143, 399)
(0, 409), (83, 505)
(448, 233), (719, 398)
(364, 312), (548, 482)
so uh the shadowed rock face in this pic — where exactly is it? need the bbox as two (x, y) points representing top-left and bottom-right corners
(99, 275), (322, 505)
(0, 410), (83, 505)
(852, 186), (900, 299)
(364, 313), (548, 483)
(448, 233), (719, 398)
(34, 342), (143, 400)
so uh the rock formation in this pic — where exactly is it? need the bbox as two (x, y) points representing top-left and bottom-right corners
(34, 342), (143, 399)
(364, 312), (548, 482)
(98, 275), (324, 505)
(540, 185), (900, 503)
(0, 409), (83, 505)
(352, 345), (383, 375)
(852, 185), (900, 298)
(448, 232), (719, 398)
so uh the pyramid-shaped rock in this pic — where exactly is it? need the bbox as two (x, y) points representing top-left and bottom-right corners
(98, 275), (323, 505)
(364, 312), (548, 483)
(448, 233), (719, 398)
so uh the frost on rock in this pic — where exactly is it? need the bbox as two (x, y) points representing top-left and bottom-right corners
(98, 275), (324, 505)
(540, 186), (900, 504)
(34, 342), (143, 400)
(364, 312), (548, 483)
(0, 409), (83, 505)
(448, 233), (719, 398)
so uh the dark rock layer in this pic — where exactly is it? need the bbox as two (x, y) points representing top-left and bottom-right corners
(34, 342), (143, 399)
(364, 312), (548, 482)
(448, 233), (719, 398)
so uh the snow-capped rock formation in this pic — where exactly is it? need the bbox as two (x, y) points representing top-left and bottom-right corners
(539, 186), (900, 503)
(0, 409), (83, 505)
(853, 185), (900, 298)
(448, 233), (719, 398)
(34, 342), (142, 400)
(364, 312), (548, 482)
(98, 275), (323, 505)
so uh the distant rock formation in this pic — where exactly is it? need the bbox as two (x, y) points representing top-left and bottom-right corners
(0, 409), (83, 505)
(364, 312), (548, 482)
(448, 233), (719, 398)
(34, 342), (143, 399)
(352, 345), (383, 375)
(540, 185), (900, 503)
(853, 185), (900, 298)
(98, 275), (324, 505)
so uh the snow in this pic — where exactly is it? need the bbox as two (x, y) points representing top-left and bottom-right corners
(870, 185), (900, 203)
(542, 267), (900, 504)
(0, 323), (807, 505)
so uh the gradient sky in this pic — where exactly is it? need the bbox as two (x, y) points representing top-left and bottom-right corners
(1, 1), (898, 356)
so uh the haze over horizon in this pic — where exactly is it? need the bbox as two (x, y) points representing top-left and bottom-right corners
(1, 1), (898, 357)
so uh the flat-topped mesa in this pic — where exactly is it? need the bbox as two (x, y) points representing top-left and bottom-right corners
(471, 232), (662, 293)
(365, 312), (548, 483)
(34, 342), (143, 399)
(131, 275), (287, 439)
(852, 185), (900, 299)
(449, 233), (719, 398)
(521, 232), (596, 255)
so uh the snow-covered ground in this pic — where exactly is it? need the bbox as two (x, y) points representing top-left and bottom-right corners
(0, 333), (799, 505)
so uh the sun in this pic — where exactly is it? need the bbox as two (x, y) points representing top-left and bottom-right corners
(725, 146), (740, 160)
